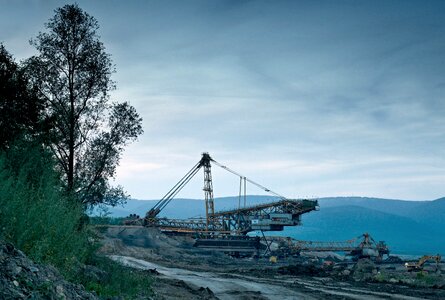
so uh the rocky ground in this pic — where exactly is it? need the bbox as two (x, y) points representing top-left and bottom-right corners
(0, 240), (96, 300)
(98, 225), (445, 300)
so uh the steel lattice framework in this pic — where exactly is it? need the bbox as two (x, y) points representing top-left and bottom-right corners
(143, 153), (318, 235)
(267, 233), (390, 259)
(154, 198), (318, 234)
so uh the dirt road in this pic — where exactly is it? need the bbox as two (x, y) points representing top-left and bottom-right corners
(110, 255), (313, 299)
(110, 255), (429, 300)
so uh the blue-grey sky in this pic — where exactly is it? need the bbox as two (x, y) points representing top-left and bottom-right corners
(1, 1), (444, 201)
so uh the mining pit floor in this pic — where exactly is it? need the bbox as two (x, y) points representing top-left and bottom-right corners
(97, 226), (445, 300)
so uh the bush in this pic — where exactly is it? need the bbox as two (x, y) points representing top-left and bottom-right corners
(0, 141), (153, 298)
(79, 255), (153, 299)
(415, 271), (439, 286)
(0, 142), (93, 275)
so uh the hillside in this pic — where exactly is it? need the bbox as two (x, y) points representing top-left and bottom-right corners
(318, 197), (423, 217)
(0, 240), (96, 299)
(283, 205), (444, 255)
(101, 196), (445, 255)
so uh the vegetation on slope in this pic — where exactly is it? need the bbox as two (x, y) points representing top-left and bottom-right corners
(0, 142), (152, 298)
(0, 3), (151, 299)
(0, 142), (91, 273)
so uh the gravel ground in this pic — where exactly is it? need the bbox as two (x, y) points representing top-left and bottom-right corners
(99, 226), (445, 300)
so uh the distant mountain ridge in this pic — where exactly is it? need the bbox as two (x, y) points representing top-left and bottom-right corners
(99, 196), (445, 255)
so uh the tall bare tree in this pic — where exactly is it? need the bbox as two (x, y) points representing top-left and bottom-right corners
(26, 4), (143, 206)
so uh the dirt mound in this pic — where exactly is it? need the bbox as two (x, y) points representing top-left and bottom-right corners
(98, 226), (232, 271)
(153, 277), (218, 300)
(352, 258), (377, 281)
(277, 263), (327, 276)
(0, 240), (96, 299)
(98, 226), (193, 250)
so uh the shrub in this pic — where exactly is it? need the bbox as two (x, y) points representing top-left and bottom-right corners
(0, 142), (93, 275)
(80, 255), (153, 299)
(0, 141), (153, 297)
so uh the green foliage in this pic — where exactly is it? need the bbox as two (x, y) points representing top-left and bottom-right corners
(80, 255), (153, 299)
(87, 205), (126, 225)
(15, 272), (54, 298)
(0, 4), (151, 297)
(25, 4), (143, 206)
(0, 141), (153, 297)
(0, 142), (93, 274)
(0, 44), (43, 150)
(373, 272), (387, 282)
(415, 271), (439, 286)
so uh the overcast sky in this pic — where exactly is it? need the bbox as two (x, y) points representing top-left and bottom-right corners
(1, 0), (444, 201)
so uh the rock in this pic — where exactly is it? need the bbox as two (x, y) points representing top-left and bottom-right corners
(0, 239), (97, 299)
(314, 277), (333, 285)
(198, 286), (215, 296)
(29, 266), (39, 273)
(13, 266), (22, 276)
(147, 268), (159, 275)
(389, 278), (398, 283)
(5, 243), (15, 254)
(56, 285), (67, 300)
(342, 269), (351, 276)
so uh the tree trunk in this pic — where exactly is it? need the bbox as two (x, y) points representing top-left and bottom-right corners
(67, 63), (75, 192)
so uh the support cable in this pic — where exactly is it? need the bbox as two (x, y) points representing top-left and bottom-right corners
(237, 176), (242, 229)
(158, 166), (202, 212)
(261, 230), (272, 256)
(244, 176), (247, 207)
(211, 159), (287, 200)
(147, 153), (288, 226)
(147, 161), (202, 218)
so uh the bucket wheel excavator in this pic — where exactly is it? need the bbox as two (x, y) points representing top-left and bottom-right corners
(268, 232), (390, 261)
(141, 153), (318, 237)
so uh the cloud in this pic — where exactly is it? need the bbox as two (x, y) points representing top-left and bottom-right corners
(2, 0), (445, 200)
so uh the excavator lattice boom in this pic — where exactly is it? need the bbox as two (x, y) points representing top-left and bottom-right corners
(142, 153), (318, 235)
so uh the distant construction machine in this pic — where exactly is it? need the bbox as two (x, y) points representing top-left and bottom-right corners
(268, 233), (390, 261)
(124, 153), (394, 258)
(142, 153), (318, 236)
(405, 255), (442, 272)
